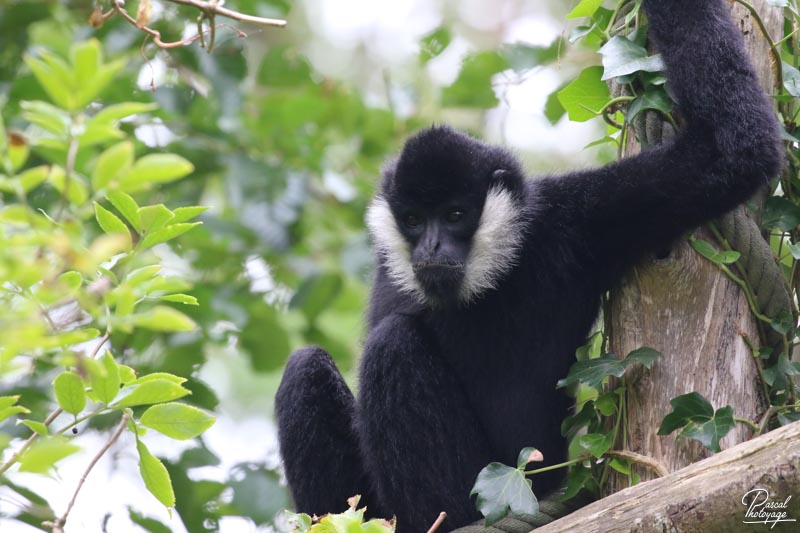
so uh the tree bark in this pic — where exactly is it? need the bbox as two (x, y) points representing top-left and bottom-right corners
(607, 0), (782, 490)
(538, 420), (800, 532)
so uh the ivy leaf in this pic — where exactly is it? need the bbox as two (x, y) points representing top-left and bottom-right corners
(471, 463), (538, 525)
(658, 391), (714, 435)
(140, 403), (215, 440)
(658, 392), (735, 452)
(557, 66), (610, 122)
(566, 0), (605, 19)
(516, 447), (543, 469)
(599, 36), (665, 80)
(136, 439), (175, 507)
(625, 347), (662, 369)
(577, 432), (614, 459)
(783, 61), (800, 97)
(764, 196), (800, 230)
(679, 406), (735, 453)
(53, 371), (86, 415)
(625, 86), (673, 122)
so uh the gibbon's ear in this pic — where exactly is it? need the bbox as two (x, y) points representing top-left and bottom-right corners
(492, 169), (508, 181)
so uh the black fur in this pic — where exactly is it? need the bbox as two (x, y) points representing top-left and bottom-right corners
(275, 1), (782, 531)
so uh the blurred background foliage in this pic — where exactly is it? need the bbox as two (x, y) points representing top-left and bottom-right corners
(0, 0), (606, 531)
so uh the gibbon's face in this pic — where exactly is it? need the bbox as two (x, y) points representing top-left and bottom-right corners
(366, 126), (525, 306)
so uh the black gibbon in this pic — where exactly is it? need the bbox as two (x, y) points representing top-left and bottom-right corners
(275, 1), (783, 531)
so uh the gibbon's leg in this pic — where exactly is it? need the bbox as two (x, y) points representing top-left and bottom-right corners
(275, 346), (380, 516)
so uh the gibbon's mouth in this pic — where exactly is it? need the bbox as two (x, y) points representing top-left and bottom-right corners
(412, 261), (466, 301)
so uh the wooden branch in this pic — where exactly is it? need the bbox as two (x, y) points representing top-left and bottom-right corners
(537, 421), (800, 532)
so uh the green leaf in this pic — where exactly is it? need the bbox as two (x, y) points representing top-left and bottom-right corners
(93, 141), (134, 190)
(170, 206), (209, 224)
(119, 365), (137, 384)
(658, 392), (737, 451)
(544, 86), (567, 124)
(87, 352), (121, 404)
(140, 403), (215, 440)
(561, 402), (598, 441)
(136, 439), (176, 507)
(516, 447), (542, 469)
(599, 36), (665, 80)
(49, 166), (89, 206)
(130, 306), (197, 332)
(137, 204), (174, 233)
(0, 395), (22, 410)
(784, 61), (800, 97)
(94, 202), (132, 248)
(577, 432), (614, 459)
(690, 238), (740, 265)
(53, 371), (86, 415)
(764, 196), (800, 230)
(471, 462), (539, 525)
(131, 373), (187, 386)
(107, 191), (143, 232)
(119, 154), (194, 192)
(24, 54), (74, 110)
(91, 102), (159, 125)
(0, 405), (30, 423)
(18, 437), (80, 473)
(289, 272), (343, 322)
(502, 40), (562, 72)
(625, 86), (673, 122)
(557, 66), (610, 122)
(20, 100), (70, 137)
(442, 51), (509, 109)
(58, 271), (83, 292)
(139, 222), (200, 250)
(679, 405), (735, 453)
(594, 393), (618, 416)
(17, 166), (50, 193)
(419, 26), (451, 64)
(156, 293), (199, 305)
(625, 347), (662, 369)
(239, 300), (291, 372)
(566, 0), (604, 19)
(114, 379), (191, 408)
(20, 420), (49, 436)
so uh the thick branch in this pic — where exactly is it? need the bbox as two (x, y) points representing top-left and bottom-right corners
(537, 420), (800, 532)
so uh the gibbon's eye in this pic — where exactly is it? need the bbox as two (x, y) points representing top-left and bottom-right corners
(445, 210), (464, 223)
(404, 214), (421, 228)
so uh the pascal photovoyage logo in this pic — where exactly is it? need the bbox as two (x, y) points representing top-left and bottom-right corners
(742, 488), (796, 529)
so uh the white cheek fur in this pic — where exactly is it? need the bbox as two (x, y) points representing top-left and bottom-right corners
(365, 187), (524, 305)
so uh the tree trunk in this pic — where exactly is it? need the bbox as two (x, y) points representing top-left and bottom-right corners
(539, 420), (800, 533)
(607, 0), (782, 491)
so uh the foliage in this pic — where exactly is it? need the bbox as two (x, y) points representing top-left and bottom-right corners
(286, 496), (395, 533)
(470, 448), (541, 526)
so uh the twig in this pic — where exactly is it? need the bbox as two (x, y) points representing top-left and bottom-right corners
(604, 449), (669, 478)
(48, 413), (130, 533)
(426, 512), (447, 533)
(107, 0), (285, 51)
(168, 0), (287, 27)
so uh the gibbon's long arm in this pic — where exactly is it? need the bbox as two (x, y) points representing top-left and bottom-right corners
(539, 0), (782, 286)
